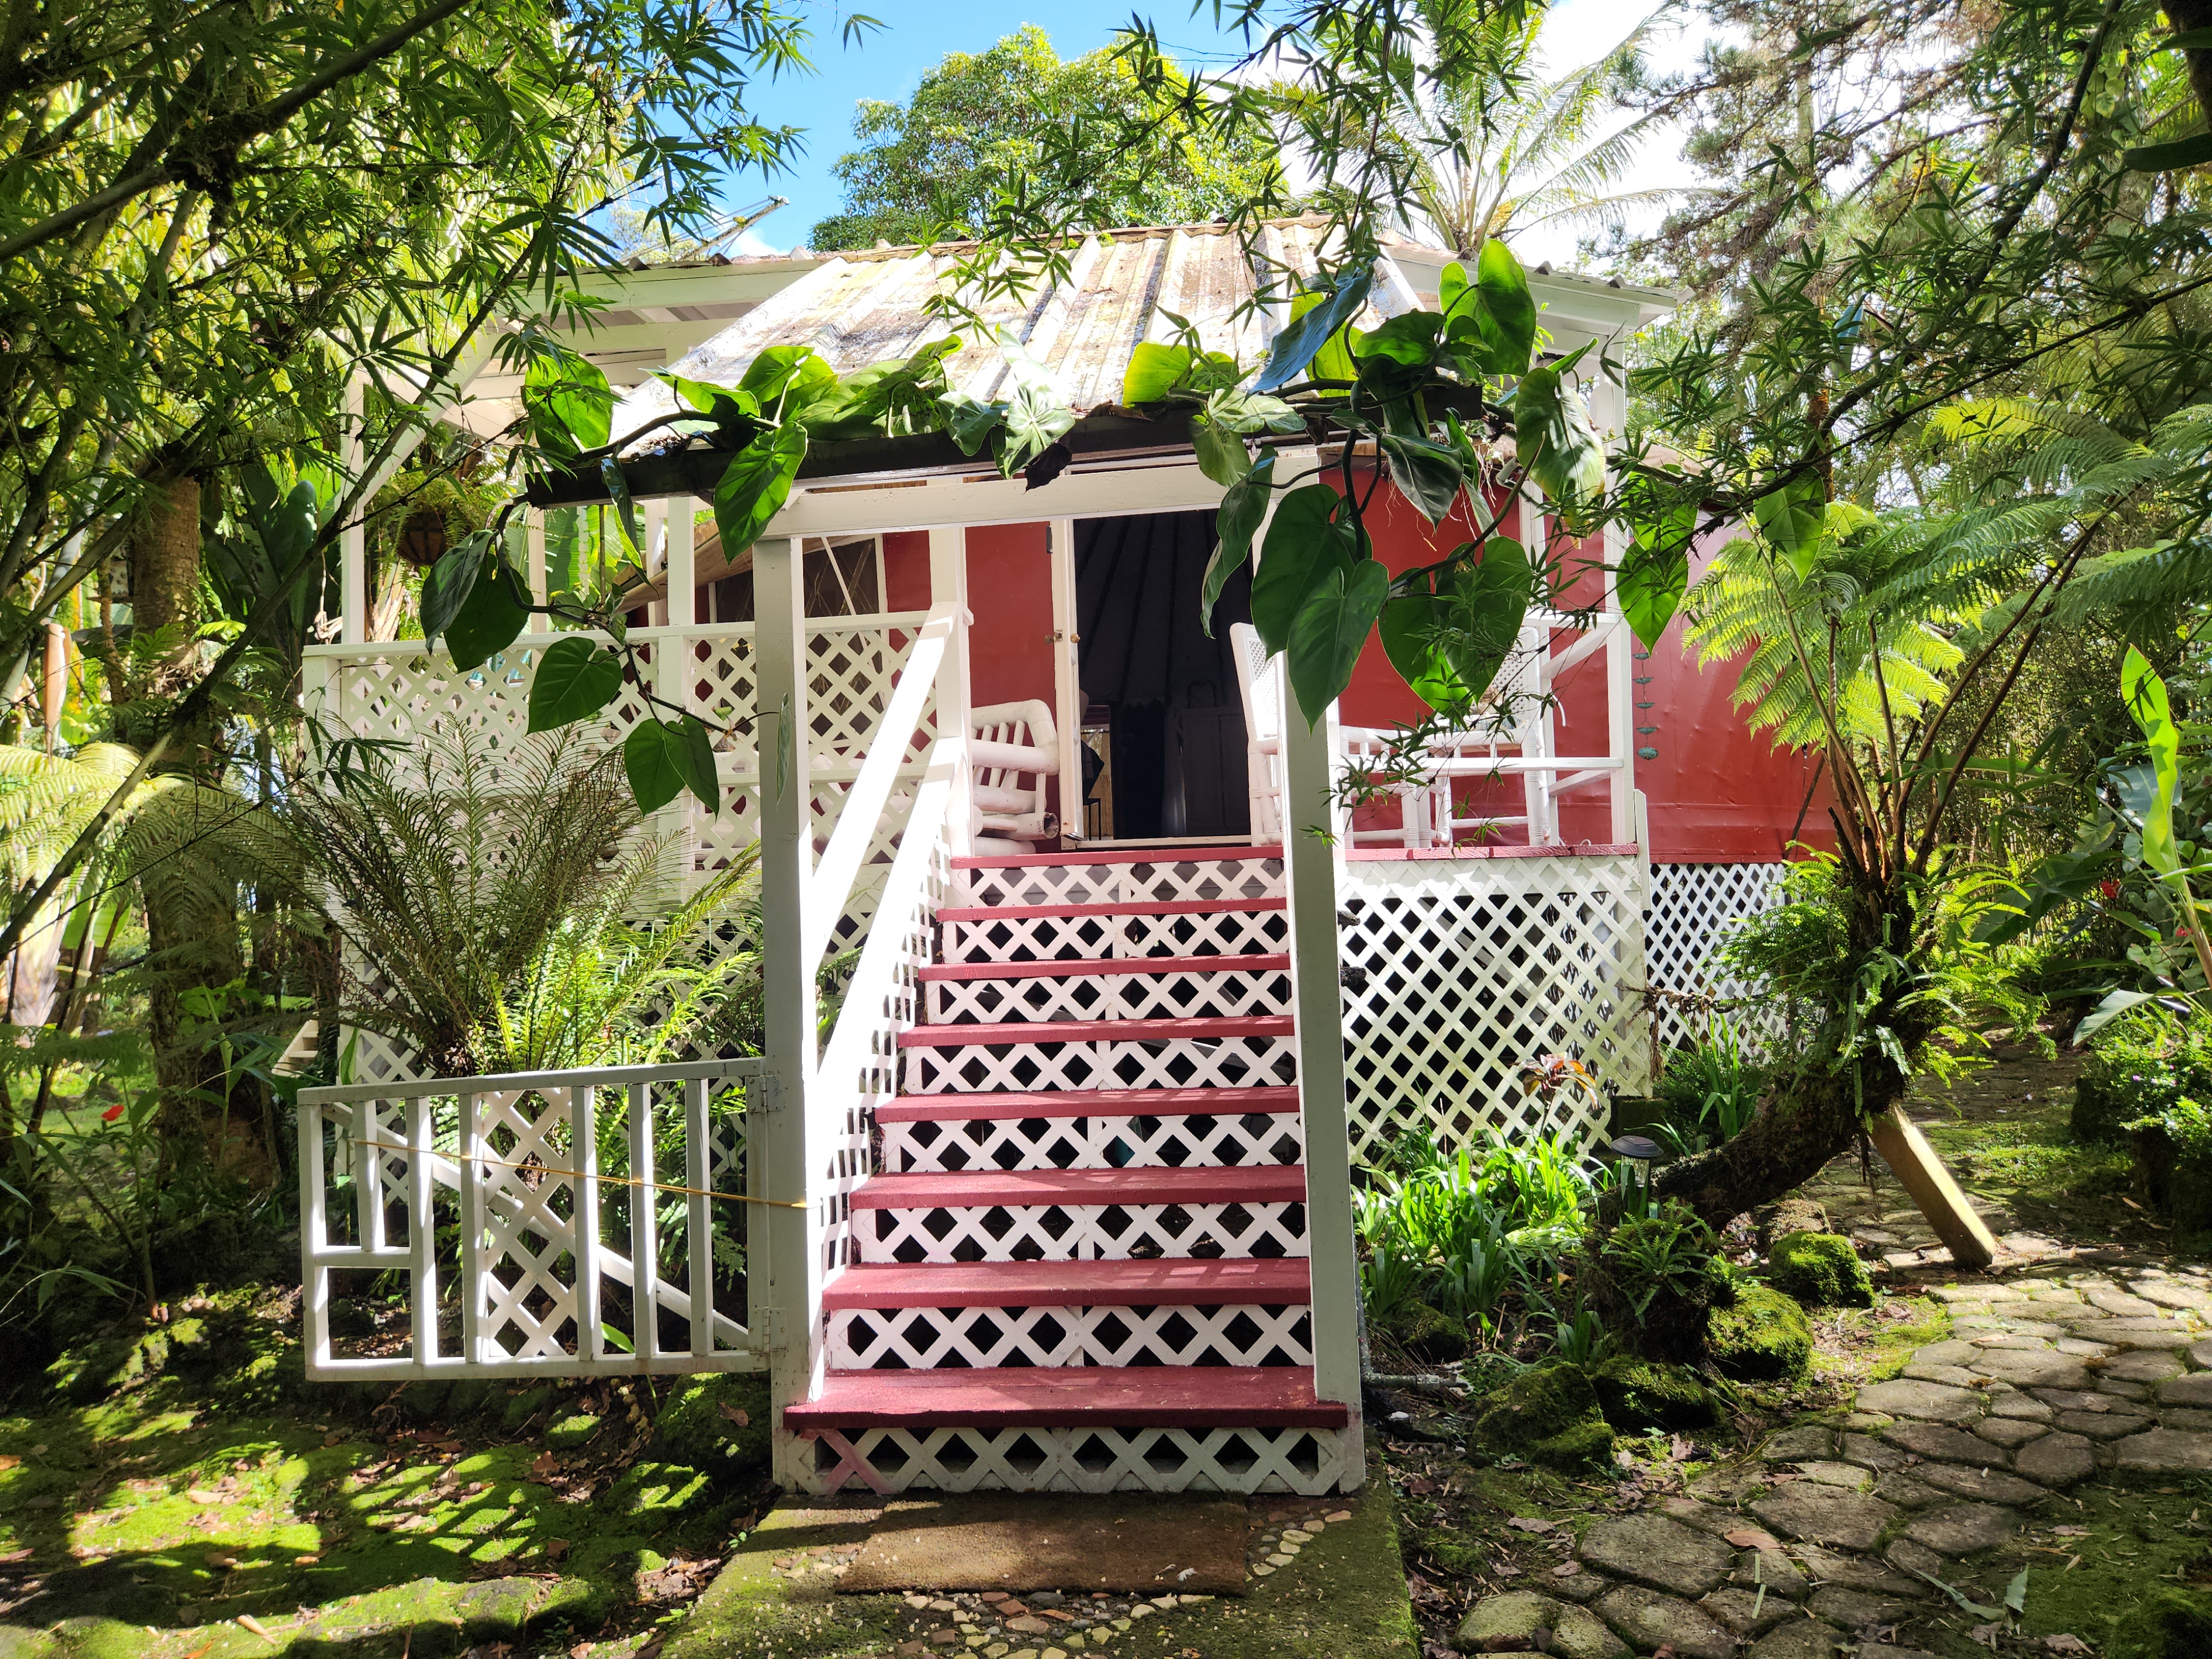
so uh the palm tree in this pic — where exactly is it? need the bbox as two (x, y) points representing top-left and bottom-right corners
(1297, 2), (1690, 258)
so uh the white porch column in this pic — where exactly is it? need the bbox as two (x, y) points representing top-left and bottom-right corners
(928, 526), (975, 859)
(1592, 373), (1637, 846)
(666, 496), (697, 627)
(755, 535), (823, 1484)
(1048, 518), (1083, 841)
(525, 511), (548, 606)
(340, 378), (367, 645)
(644, 499), (668, 627)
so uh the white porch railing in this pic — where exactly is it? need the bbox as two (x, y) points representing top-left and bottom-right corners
(296, 1058), (768, 1380)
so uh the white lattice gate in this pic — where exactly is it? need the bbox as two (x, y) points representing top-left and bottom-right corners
(1335, 850), (1649, 1167)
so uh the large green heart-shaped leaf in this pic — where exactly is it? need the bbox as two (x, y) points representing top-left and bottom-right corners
(1378, 431), (1463, 524)
(713, 424), (808, 559)
(1514, 354), (1605, 519)
(1257, 269), (1374, 392)
(1752, 476), (1827, 580)
(527, 635), (625, 733)
(1121, 341), (1192, 405)
(1287, 558), (1391, 726)
(1202, 453), (1275, 637)
(624, 714), (721, 816)
(1192, 414), (1250, 486)
(444, 553), (530, 671)
(523, 351), (614, 457)
(998, 382), (1076, 475)
(1381, 576), (1473, 714)
(1471, 239), (1536, 376)
(1619, 477), (1700, 648)
(738, 345), (835, 409)
(420, 532), (491, 645)
(1251, 484), (1356, 654)
(1353, 310), (1444, 367)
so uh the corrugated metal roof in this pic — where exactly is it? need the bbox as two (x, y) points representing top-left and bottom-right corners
(609, 217), (1401, 454)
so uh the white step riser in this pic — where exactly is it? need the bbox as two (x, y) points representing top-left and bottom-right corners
(882, 1112), (1305, 1173)
(905, 1035), (1298, 1094)
(791, 1424), (1360, 1498)
(961, 857), (1285, 909)
(829, 1305), (1316, 1369)
(859, 1201), (1310, 1263)
(925, 967), (1293, 1024)
(943, 909), (1288, 963)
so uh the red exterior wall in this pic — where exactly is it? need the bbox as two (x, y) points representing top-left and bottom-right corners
(883, 530), (931, 612)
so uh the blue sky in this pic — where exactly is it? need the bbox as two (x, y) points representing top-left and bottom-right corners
(724, 0), (1708, 267)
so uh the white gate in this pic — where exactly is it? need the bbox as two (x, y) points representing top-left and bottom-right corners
(296, 1058), (771, 1379)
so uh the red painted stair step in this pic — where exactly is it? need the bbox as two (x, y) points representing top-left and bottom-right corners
(917, 953), (1290, 982)
(951, 846), (1285, 870)
(899, 1015), (1292, 1048)
(824, 1256), (1311, 1310)
(937, 897), (1285, 922)
(783, 1364), (1348, 1429)
(849, 1165), (1307, 1210)
(877, 1086), (1300, 1123)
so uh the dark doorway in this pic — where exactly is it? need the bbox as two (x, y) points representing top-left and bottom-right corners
(1074, 511), (1253, 841)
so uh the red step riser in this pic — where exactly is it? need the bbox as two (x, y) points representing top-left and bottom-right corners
(824, 1258), (1312, 1310)
(938, 897), (1286, 924)
(900, 1015), (1293, 1050)
(917, 953), (1292, 983)
(783, 1365), (1349, 1430)
(850, 1165), (1308, 1210)
(875, 1086), (1301, 1124)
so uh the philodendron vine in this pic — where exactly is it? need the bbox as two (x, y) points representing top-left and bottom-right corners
(417, 237), (1703, 820)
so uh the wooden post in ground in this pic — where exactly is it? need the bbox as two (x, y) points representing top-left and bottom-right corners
(1867, 1104), (1999, 1269)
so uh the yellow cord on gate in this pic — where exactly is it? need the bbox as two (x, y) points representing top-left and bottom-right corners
(352, 1137), (805, 1208)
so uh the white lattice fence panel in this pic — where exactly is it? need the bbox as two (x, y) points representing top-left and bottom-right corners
(924, 965), (1292, 1024)
(904, 1034), (1298, 1094)
(881, 1110), (1305, 1173)
(962, 857), (1286, 909)
(859, 1199), (1308, 1263)
(1336, 854), (1647, 1166)
(1647, 863), (1792, 1055)
(942, 905), (1289, 963)
(792, 1425), (1357, 1496)
(828, 1303), (1315, 1369)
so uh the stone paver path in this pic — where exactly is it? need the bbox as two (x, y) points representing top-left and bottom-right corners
(1454, 1261), (2212, 1657)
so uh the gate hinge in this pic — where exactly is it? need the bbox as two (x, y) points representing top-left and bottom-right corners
(746, 1072), (784, 1113)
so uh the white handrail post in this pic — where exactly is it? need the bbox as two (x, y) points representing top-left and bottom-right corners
(928, 526), (975, 862)
(572, 1085), (603, 1365)
(1259, 450), (1363, 1486)
(1591, 372), (1637, 847)
(526, 511), (549, 607)
(1047, 517), (1083, 841)
(667, 497), (697, 627)
(628, 1080), (661, 1361)
(299, 1103), (330, 1372)
(756, 534), (823, 1484)
(408, 1095), (437, 1369)
(685, 1077), (713, 1357)
(340, 377), (367, 645)
(456, 1092), (483, 1364)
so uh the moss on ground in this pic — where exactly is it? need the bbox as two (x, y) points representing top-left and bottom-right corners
(1588, 1358), (1725, 1432)
(1708, 1285), (1812, 1382)
(0, 1285), (766, 1653)
(1465, 1363), (1614, 1473)
(1767, 1230), (1875, 1307)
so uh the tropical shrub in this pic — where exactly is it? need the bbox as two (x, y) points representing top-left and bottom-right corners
(1653, 1024), (1767, 1156)
(2073, 1005), (2212, 1143)
(1579, 1197), (1732, 1364)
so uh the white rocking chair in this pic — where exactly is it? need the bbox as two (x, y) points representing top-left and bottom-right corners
(970, 698), (1060, 848)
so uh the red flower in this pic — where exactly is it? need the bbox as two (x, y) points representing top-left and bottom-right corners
(2099, 878), (2121, 902)
(101, 1102), (123, 1122)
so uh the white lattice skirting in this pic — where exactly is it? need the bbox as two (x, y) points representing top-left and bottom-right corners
(1646, 862), (1792, 1053)
(1336, 853), (1647, 1167)
(790, 1424), (1359, 1496)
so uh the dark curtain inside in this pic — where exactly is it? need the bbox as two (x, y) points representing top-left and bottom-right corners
(1076, 512), (1253, 839)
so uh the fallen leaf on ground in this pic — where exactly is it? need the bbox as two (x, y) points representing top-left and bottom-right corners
(1969, 1626), (2004, 1650)
(181, 1646), (213, 1659)
(546, 1538), (571, 1562)
(236, 1614), (275, 1642)
(2044, 1640), (2091, 1655)
(187, 1489), (222, 1504)
(206, 1552), (237, 1569)
(1505, 1517), (1554, 1533)
(1552, 1563), (1580, 1577)
(1724, 1528), (1782, 1551)
(2052, 1525), (2090, 1536)
(717, 1402), (750, 1428)
(530, 1453), (559, 1479)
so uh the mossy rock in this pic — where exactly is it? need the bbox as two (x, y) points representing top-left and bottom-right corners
(2111, 1586), (2212, 1659)
(1754, 1198), (1830, 1250)
(545, 1412), (604, 1450)
(1466, 1361), (1614, 1473)
(501, 1381), (558, 1430)
(1390, 1299), (1470, 1364)
(1589, 1357), (1725, 1432)
(656, 1371), (773, 1480)
(1767, 1230), (1874, 1308)
(1708, 1285), (1812, 1382)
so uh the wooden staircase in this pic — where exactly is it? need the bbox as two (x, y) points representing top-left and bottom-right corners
(783, 846), (1357, 1495)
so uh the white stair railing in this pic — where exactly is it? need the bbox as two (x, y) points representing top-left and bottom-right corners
(297, 1057), (770, 1380)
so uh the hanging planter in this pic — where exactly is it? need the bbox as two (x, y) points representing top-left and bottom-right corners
(398, 509), (448, 569)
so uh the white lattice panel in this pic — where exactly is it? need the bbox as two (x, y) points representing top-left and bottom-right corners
(1335, 853), (1647, 1167)
(1647, 862), (1792, 1054)
(881, 1109), (1304, 1173)
(828, 1303), (1314, 1369)
(943, 905), (1288, 963)
(792, 1423), (1358, 1496)
(860, 1199), (1308, 1264)
(961, 857), (1285, 909)
(924, 964), (1291, 1024)
(904, 1034), (1298, 1094)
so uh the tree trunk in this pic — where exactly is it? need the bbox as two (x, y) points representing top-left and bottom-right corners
(1653, 1056), (1908, 1231)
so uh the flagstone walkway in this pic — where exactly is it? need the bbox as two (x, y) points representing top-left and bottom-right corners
(1454, 1260), (2212, 1657)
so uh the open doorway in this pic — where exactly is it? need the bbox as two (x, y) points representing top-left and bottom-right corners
(1074, 510), (1254, 843)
